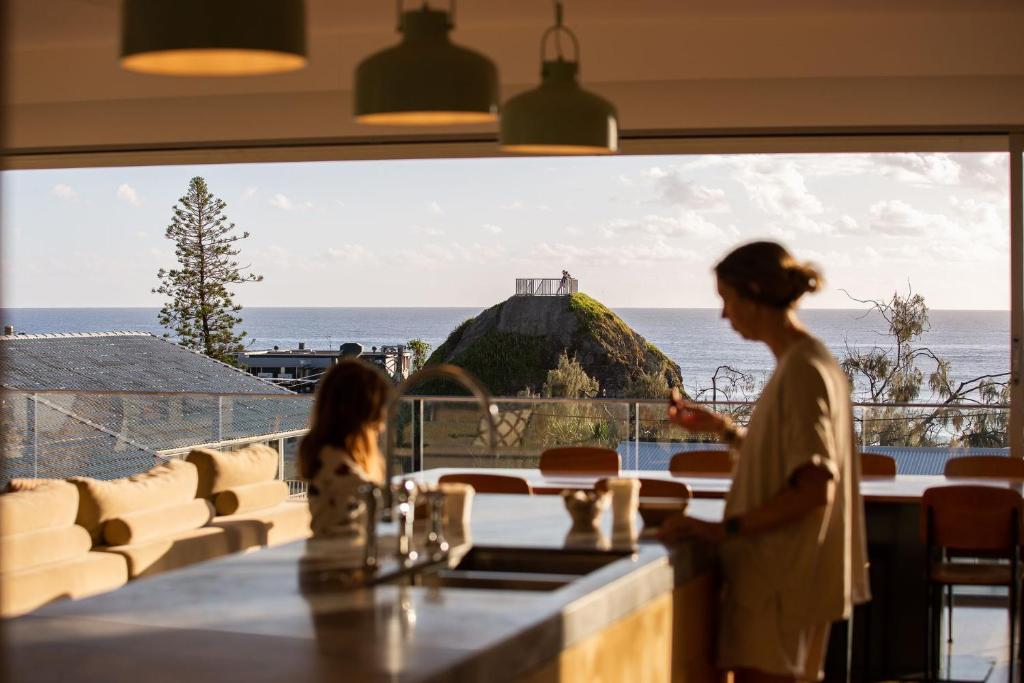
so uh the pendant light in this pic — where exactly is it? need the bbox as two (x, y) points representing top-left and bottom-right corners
(355, 1), (499, 125)
(500, 2), (618, 154)
(121, 0), (307, 77)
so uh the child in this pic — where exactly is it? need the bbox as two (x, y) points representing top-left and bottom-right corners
(299, 359), (391, 538)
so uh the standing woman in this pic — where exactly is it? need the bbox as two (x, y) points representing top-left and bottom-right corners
(662, 241), (869, 683)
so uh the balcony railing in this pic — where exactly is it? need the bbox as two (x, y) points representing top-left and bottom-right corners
(1, 390), (1010, 488)
(515, 277), (578, 296)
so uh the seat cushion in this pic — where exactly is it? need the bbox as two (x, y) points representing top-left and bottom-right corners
(211, 501), (312, 548)
(214, 480), (289, 516)
(97, 526), (240, 579)
(187, 444), (278, 499)
(0, 524), (92, 573)
(103, 499), (214, 546)
(930, 562), (1013, 586)
(0, 551), (129, 617)
(70, 460), (198, 543)
(0, 480), (79, 536)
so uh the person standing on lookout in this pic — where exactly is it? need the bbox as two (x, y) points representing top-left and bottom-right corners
(661, 241), (869, 683)
(558, 269), (570, 295)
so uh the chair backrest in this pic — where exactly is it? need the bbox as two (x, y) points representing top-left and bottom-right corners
(637, 478), (693, 499)
(944, 455), (1024, 480)
(669, 449), (732, 477)
(438, 473), (532, 495)
(860, 452), (897, 477)
(921, 485), (1023, 552)
(539, 447), (620, 475)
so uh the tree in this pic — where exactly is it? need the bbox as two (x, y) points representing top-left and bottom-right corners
(154, 177), (262, 364)
(542, 352), (599, 398)
(406, 338), (432, 372)
(840, 287), (1009, 447)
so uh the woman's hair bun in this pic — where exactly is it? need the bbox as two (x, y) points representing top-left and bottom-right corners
(715, 241), (824, 308)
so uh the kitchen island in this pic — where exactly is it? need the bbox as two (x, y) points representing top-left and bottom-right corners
(6, 494), (724, 683)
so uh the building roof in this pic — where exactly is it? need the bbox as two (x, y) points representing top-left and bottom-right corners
(0, 332), (310, 484)
(0, 331), (292, 394)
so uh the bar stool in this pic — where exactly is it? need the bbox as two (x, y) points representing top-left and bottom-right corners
(668, 449), (732, 477)
(860, 452), (897, 477)
(920, 485), (1022, 682)
(438, 473), (532, 494)
(944, 455), (1024, 480)
(538, 447), (620, 475)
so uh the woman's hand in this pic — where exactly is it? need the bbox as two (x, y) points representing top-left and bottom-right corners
(658, 512), (725, 544)
(667, 388), (729, 435)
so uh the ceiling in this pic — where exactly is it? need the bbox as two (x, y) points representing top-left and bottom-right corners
(5, 0), (1024, 165)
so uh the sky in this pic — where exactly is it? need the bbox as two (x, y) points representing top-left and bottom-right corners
(1, 152), (1010, 309)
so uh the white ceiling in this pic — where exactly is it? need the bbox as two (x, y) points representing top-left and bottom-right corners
(6, 0), (1024, 164)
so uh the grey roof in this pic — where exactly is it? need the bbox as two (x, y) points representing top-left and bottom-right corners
(0, 332), (309, 485)
(0, 332), (291, 394)
(618, 441), (1011, 476)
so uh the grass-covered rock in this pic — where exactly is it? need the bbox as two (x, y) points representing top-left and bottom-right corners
(423, 292), (684, 397)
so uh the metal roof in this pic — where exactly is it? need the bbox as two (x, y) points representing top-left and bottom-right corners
(0, 331), (292, 394)
(617, 441), (1011, 476)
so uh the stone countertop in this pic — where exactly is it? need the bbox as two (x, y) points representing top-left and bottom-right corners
(6, 495), (724, 683)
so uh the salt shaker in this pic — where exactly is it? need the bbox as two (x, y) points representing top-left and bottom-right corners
(606, 478), (640, 530)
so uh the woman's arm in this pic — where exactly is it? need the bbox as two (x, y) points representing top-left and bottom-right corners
(667, 389), (746, 447)
(659, 463), (834, 543)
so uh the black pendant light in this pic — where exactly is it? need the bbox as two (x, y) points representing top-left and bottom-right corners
(500, 2), (618, 154)
(121, 0), (307, 77)
(355, 1), (499, 125)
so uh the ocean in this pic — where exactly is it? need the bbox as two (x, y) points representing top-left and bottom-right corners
(3, 307), (1008, 399)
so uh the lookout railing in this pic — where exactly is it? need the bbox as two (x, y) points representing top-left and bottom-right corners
(516, 277), (578, 296)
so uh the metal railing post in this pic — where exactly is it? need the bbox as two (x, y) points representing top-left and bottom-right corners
(633, 401), (640, 470)
(277, 438), (285, 480)
(417, 399), (425, 471)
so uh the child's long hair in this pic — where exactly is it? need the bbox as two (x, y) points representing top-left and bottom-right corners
(298, 359), (392, 484)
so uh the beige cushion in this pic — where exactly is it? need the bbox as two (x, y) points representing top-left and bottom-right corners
(0, 480), (79, 536)
(211, 501), (312, 548)
(98, 526), (237, 579)
(187, 444), (279, 500)
(0, 524), (92, 573)
(214, 480), (289, 515)
(103, 499), (214, 546)
(0, 551), (128, 617)
(69, 459), (198, 543)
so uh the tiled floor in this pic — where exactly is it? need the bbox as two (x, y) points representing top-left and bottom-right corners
(940, 605), (1014, 683)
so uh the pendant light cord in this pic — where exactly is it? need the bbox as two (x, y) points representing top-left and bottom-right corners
(396, 0), (456, 29)
(541, 1), (579, 64)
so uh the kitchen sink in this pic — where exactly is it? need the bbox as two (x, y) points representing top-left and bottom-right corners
(383, 546), (635, 591)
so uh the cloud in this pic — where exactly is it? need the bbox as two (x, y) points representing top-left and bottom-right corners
(116, 183), (141, 206)
(867, 199), (935, 237)
(735, 157), (824, 217)
(875, 153), (961, 186)
(242, 186), (258, 199)
(530, 240), (700, 266)
(645, 168), (730, 212)
(51, 184), (79, 202)
(483, 223), (503, 234)
(412, 225), (445, 237)
(326, 244), (376, 265)
(500, 200), (525, 210)
(396, 242), (505, 269)
(600, 212), (729, 241)
(426, 201), (443, 215)
(270, 193), (313, 211)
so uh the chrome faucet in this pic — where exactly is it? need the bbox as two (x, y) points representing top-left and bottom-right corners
(381, 363), (499, 523)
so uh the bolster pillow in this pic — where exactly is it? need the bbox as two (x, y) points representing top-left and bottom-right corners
(70, 459), (199, 543)
(187, 444), (279, 500)
(0, 524), (93, 573)
(0, 480), (79, 536)
(103, 498), (214, 547)
(214, 480), (290, 516)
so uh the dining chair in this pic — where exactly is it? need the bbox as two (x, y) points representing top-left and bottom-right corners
(438, 472), (532, 494)
(538, 447), (620, 475)
(668, 449), (732, 477)
(593, 478), (693, 499)
(943, 455), (1024, 479)
(860, 452), (898, 477)
(920, 485), (1022, 683)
